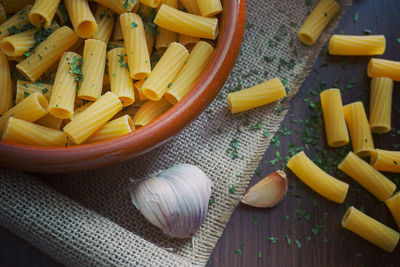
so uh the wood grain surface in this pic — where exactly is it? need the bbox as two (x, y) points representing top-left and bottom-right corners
(1, 1), (399, 266)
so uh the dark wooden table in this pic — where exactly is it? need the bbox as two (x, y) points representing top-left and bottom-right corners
(1, 1), (400, 266)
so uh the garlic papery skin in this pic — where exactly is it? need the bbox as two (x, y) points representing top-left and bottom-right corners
(241, 170), (288, 208)
(130, 164), (212, 239)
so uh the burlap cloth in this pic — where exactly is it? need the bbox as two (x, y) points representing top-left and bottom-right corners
(0, 1), (352, 266)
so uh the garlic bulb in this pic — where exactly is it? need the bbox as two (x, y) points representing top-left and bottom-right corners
(130, 164), (212, 239)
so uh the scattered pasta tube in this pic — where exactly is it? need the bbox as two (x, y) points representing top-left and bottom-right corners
(371, 149), (400, 173)
(178, 34), (200, 50)
(2, 1), (35, 14)
(343, 102), (374, 157)
(342, 206), (399, 252)
(368, 58), (400, 81)
(287, 151), (349, 203)
(15, 80), (52, 104)
(297, 0), (339, 45)
(63, 92), (122, 144)
(113, 19), (124, 41)
(28, 0), (60, 28)
(0, 4), (32, 40)
(227, 78), (287, 114)
(16, 26), (78, 82)
(179, 0), (201, 14)
(0, 92), (48, 134)
(65, 0), (98, 38)
(197, 0), (222, 17)
(91, 5), (115, 43)
(165, 41), (214, 105)
(49, 52), (81, 119)
(107, 48), (135, 107)
(1, 23), (59, 57)
(91, 0), (138, 14)
(134, 80), (148, 102)
(140, 0), (161, 8)
(3, 117), (67, 147)
(386, 193), (400, 230)
(85, 115), (134, 143)
(328, 35), (386, 55)
(154, 4), (218, 40)
(0, 3), (7, 24)
(77, 39), (106, 101)
(0, 52), (13, 114)
(120, 13), (151, 80)
(156, 0), (178, 51)
(142, 42), (189, 101)
(133, 98), (172, 127)
(369, 77), (393, 134)
(338, 152), (396, 201)
(35, 113), (63, 130)
(320, 89), (349, 147)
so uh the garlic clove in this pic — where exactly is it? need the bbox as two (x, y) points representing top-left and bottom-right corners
(241, 170), (288, 208)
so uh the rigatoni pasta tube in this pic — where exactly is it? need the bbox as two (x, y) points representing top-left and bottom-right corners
(0, 92), (48, 134)
(227, 78), (286, 114)
(142, 42), (189, 101)
(0, 4), (32, 40)
(179, 0), (200, 14)
(156, 0), (178, 51)
(28, 0), (60, 28)
(85, 115), (134, 143)
(329, 35), (386, 56)
(120, 13), (151, 80)
(338, 152), (396, 201)
(386, 193), (400, 230)
(133, 98), (172, 127)
(197, 0), (222, 17)
(165, 41), (214, 105)
(0, 52), (13, 114)
(371, 149), (400, 173)
(368, 58), (400, 81)
(78, 39), (106, 101)
(140, 0), (161, 8)
(16, 26), (78, 82)
(107, 48), (135, 107)
(91, 0), (137, 14)
(154, 4), (218, 40)
(297, 0), (339, 45)
(91, 5), (115, 43)
(15, 80), (52, 104)
(343, 102), (374, 157)
(3, 117), (67, 147)
(342, 206), (399, 252)
(369, 77), (393, 134)
(320, 89), (349, 147)
(63, 92), (122, 144)
(134, 80), (148, 102)
(65, 0), (98, 38)
(35, 113), (63, 130)
(287, 151), (349, 203)
(49, 52), (81, 119)
(1, 23), (59, 57)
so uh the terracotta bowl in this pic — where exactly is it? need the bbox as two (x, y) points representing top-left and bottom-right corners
(0, 0), (246, 173)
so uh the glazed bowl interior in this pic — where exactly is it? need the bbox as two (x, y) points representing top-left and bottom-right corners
(0, 0), (246, 173)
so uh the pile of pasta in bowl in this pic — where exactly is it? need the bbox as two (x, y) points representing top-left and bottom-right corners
(0, 0), (220, 146)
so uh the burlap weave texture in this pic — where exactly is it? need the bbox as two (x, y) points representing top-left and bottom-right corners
(0, 1), (351, 266)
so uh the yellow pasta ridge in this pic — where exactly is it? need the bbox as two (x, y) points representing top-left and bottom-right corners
(91, 6), (115, 43)
(386, 192), (400, 230)
(371, 149), (400, 173)
(369, 77), (392, 133)
(1, 28), (36, 57)
(133, 98), (172, 127)
(0, 4), (32, 40)
(29, 0), (60, 28)
(368, 58), (400, 81)
(329, 35), (386, 55)
(0, 51), (13, 114)
(65, 0), (98, 38)
(85, 115), (134, 144)
(338, 152), (396, 201)
(140, 0), (161, 8)
(287, 151), (349, 203)
(179, 0), (201, 14)
(197, 0), (222, 17)
(15, 80), (52, 104)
